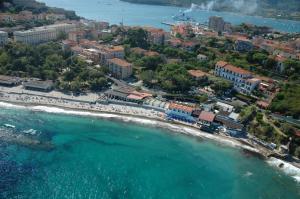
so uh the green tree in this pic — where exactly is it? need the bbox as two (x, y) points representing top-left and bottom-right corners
(124, 28), (149, 49)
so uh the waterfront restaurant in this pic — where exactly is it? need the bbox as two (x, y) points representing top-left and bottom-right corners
(166, 103), (196, 123)
(198, 111), (216, 125)
(23, 80), (54, 92)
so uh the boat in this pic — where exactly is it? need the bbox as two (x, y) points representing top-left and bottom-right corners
(23, 129), (37, 135)
(4, 124), (16, 129)
(172, 11), (195, 22)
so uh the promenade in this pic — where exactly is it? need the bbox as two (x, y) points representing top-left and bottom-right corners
(0, 86), (164, 120)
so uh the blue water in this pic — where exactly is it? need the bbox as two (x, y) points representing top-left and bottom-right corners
(39, 0), (300, 32)
(0, 106), (299, 198)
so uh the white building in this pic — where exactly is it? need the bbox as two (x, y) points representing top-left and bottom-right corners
(215, 61), (261, 94)
(14, 23), (77, 45)
(197, 54), (208, 61)
(0, 31), (8, 46)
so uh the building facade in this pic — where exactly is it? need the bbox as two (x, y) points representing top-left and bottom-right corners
(14, 23), (77, 45)
(166, 103), (196, 123)
(208, 16), (225, 32)
(0, 31), (8, 46)
(215, 61), (261, 94)
(107, 58), (132, 79)
(97, 45), (125, 65)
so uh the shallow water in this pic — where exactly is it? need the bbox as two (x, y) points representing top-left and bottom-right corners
(0, 106), (299, 199)
(39, 0), (300, 32)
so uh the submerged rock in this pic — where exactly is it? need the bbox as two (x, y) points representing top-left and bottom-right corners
(0, 128), (54, 151)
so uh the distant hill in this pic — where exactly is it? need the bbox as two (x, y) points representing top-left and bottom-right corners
(0, 0), (80, 20)
(121, 0), (300, 21)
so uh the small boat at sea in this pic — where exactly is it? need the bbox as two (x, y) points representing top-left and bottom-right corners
(23, 129), (37, 135)
(4, 124), (16, 129)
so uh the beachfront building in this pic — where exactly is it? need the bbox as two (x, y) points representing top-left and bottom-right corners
(166, 103), (196, 123)
(107, 58), (132, 79)
(23, 80), (54, 92)
(198, 111), (216, 125)
(105, 88), (152, 104)
(0, 75), (21, 87)
(208, 16), (225, 33)
(215, 114), (244, 132)
(0, 31), (8, 46)
(14, 23), (77, 45)
(216, 102), (234, 113)
(214, 61), (261, 94)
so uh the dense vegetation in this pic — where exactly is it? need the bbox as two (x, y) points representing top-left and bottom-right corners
(240, 106), (300, 158)
(0, 42), (108, 92)
(270, 83), (300, 119)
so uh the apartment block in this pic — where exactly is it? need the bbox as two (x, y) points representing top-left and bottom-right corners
(14, 23), (77, 45)
(107, 58), (132, 79)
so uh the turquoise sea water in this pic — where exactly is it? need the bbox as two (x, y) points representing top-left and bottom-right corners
(0, 106), (299, 199)
(39, 0), (300, 33)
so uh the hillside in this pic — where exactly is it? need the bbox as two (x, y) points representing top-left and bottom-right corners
(0, 0), (80, 20)
(121, 0), (300, 21)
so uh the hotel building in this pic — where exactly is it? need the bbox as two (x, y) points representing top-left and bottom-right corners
(14, 23), (77, 45)
(215, 61), (261, 94)
(166, 103), (196, 123)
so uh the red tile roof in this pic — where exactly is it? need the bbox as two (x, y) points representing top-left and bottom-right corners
(169, 103), (195, 113)
(216, 61), (251, 75)
(216, 61), (228, 67)
(188, 70), (208, 78)
(199, 111), (215, 122)
(109, 58), (132, 68)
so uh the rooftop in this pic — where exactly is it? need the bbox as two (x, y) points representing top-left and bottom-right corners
(168, 103), (195, 113)
(216, 61), (251, 75)
(199, 111), (215, 122)
(188, 70), (208, 78)
(104, 45), (124, 52)
(23, 80), (53, 90)
(108, 58), (132, 68)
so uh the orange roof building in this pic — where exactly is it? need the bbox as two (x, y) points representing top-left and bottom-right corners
(188, 70), (209, 79)
(167, 103), (197, 123)
(215, 61), (261, 95)
(108, 58), (132, 79)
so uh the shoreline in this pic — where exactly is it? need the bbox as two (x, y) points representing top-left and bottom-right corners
(1, 100), (300, 183)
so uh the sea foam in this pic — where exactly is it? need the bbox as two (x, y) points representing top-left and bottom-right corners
(267, 157), (300, 183)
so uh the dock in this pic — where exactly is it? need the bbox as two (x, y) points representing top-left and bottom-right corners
(161, 21), (175, 26)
